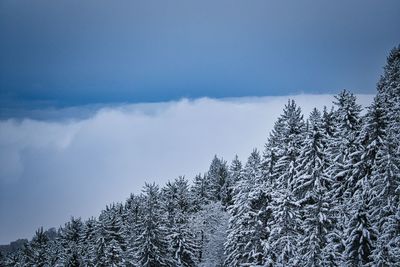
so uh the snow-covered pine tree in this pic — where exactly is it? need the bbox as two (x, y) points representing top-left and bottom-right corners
(367, 47), (400, 265)
(4, 251), (23, 267)
(326, 90), (363, 261)
(22, 227), (50, 266)
(58, 217), (84, 266)
(330, 89), (363, 199)
(124, 193), (145, 265)
(294, 108), (338, 266)
(105, 239), (125, 267)
(221, 155), (242, 208)
(225, 149), (271, 266)
(265, 100), (305, 266)
(134, 183), (174, 267)
(322, 106), (336, 138)
(344, 176), (377, 266)
(206, 156), (229, 204)
(167, 176), (199, 267)
(80, 217), (97, 266)
(228, 155), (242, 187)
(272, 99), (306, 190)
(372, 203), (400, 265)
(376, 45), (400, 115)
(191, 173), (211, 212)
(262, 116), (286, 192)
(103, 204), (127, 266)
(219, 155), (243, 208)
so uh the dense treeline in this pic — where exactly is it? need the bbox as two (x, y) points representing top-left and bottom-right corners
(1, 46), (399, 266)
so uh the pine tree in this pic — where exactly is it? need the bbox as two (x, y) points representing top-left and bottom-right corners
(58, 217), (84, 266)
(80, 217), (97, 266)
(206, 156), (229, 203)
(326, 90), (363, 262)
(222, 155), (242, 207)
(191, 173), (211, 211)
(330, 89), (363, 200)
(345, 177), (377, 266)
(372, 203), (400, 265)
(103, 205), (127, 265)
(134, 183), (174, 267)
(165, 176), (199, 267)
(271, 100), (305, 190)
(322, 106), (336, 138)
(367, 47), (400, 265)
(105, 239), (125, 266)
(293, 108), (338, 266)
(22, 227), (50, 267)
(225, 149), (272, 266)
(124, 193), (145, 265)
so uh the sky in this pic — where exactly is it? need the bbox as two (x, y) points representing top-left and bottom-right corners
(0, 0), (399, 244)
(0, 0), (399, 111)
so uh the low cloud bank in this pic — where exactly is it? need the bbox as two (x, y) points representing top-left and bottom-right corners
(0, 94), (373, 244)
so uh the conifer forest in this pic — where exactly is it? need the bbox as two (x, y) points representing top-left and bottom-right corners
(1, 46), (399, 266)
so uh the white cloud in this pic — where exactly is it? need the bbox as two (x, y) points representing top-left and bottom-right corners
(0, 94), (373, 244)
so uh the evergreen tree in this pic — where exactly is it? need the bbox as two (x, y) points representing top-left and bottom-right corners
(58, 217), (84, 266)
(23, 227), (50, 267)
(330, 90), (363, 200)
(294, 109), (338, 266)
(265, 100), (305, 266)
(191, 173), (211, 211)
(134, 183), (174, 267)
(272, 99), (306, 190)
(165, 176), (199, 267)
(206, 156), (229, 203)
(225, 149), (271, 266)
(368, 47), (400, 265)
(221, 155), (242, 207)
(327, 90), (363, 261)
(124, 193), (145, 265)
(345, 177), (377, 266)
(80, 217), (97, 266)
(104, 205), (127, 264)
(105, 239), (125, 266)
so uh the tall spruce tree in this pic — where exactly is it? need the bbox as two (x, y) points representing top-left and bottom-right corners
(225, 149), (271, 266)
(294, 109), (338, 266)
(22, 227), (50, 267)
(134, 183), (174, 267)
(265, 100), (305, 266)
(58, 217), (84, 266)
(206, 156), (229, 203)
(165, 176), (199, 267)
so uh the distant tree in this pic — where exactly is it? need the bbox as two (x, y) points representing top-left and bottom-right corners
(206, 156), (229, 203)
(191, 173), (211, 211)
(23, 227), (50, 266)
(80, 218), (97, 266)
(58, 217), (84, 266)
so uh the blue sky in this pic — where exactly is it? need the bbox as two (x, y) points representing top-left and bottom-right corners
(0, 0), (399, 111)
